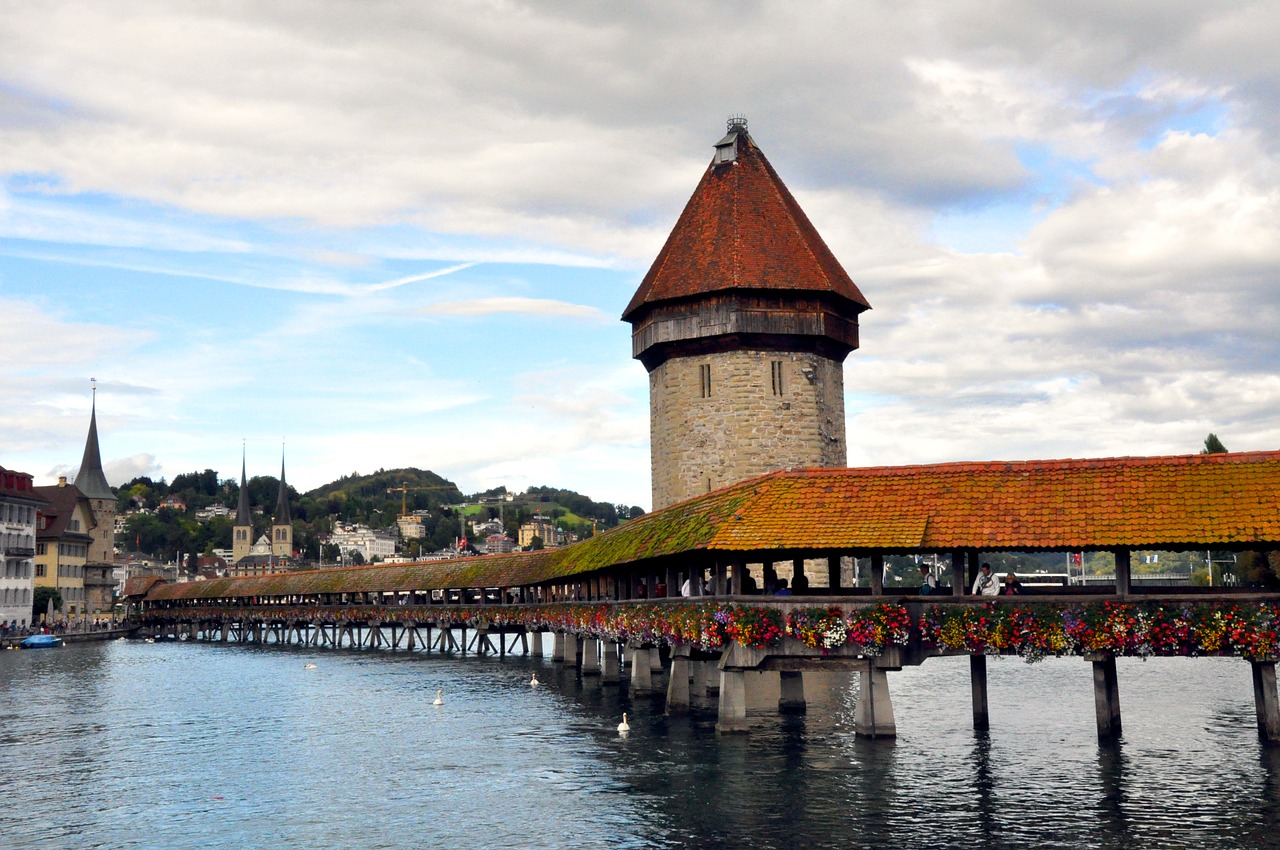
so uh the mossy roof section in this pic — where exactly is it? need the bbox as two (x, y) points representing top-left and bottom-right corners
(709, 451), (1280, 551)
(144, 451), (1280, 602)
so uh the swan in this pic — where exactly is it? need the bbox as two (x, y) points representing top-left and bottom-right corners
(617, 713), (630, 733)
(433, 689), (444, 706)
(530, 673), (540, 687)
(303, 663), (317, 670)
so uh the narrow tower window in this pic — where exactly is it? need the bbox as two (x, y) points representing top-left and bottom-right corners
(699, 364), (712, 398)
(770, 360), (784, 396)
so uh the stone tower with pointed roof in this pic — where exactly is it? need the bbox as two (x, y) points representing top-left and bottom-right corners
(271, 451), (292, 559)
(73, 387), (117, 568)
(232, 450), (253, 564)
(624, 118), (871, 509)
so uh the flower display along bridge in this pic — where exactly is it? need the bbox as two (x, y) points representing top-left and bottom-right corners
(129, 451), (1280, 742)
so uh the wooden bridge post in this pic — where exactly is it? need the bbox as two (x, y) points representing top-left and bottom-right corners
(950, 552), (966, 597)
(853, 662), (897, 738)
(666, 646), (691, 714)
(1091, 654), (1122, 741)
(970, 655), (990, 731)
(1252, 660), (1280, 743)
(581, 639), (601, 676)
(870, 553), (884, 596)
(630, 646), (654, 694)
(602, 641), (621, 683)
(1114, 548), (1132, 597)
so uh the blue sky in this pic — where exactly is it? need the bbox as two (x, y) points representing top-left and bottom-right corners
(3, 2), (1279, 511)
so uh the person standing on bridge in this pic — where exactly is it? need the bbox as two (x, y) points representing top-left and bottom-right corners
(918, 563), (938, 595)
(971, 563), (999, 596)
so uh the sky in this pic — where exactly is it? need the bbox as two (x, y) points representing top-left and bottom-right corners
(2, 1), (1279, 512)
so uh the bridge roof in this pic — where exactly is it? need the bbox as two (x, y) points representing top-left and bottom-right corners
(143, 451), (1280, 602)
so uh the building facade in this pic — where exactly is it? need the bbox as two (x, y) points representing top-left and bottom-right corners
(623, 118), (871, 510)
(1, 467), (46, 629)
(327, 523), (397, 564)
(517, 515), (562, 549)
(34, 478), (95, 618)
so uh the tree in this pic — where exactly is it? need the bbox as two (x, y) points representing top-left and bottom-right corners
(1202, 433), (1228, 454)
(32, 587), (62, 621)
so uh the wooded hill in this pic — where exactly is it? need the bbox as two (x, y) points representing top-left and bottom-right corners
(114, 467), (646, 563)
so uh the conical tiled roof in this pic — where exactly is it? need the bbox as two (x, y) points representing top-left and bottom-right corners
(73, 394), (114, 500)
(274, 454), (291, 525)
(235, 451), (252, 527)
(622, 124), (871, 321)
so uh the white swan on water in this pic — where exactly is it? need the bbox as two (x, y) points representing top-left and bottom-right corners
(433, 689), (444, 706)
(530, 673), (540, 687)
(303, 663), (317, 670)
(617, 713), (630, 733)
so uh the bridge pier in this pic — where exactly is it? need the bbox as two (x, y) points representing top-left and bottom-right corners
(716, 669), (749, 734)
(853, 663), (896, 738)
(530, 630), (543, 658)
(1252, 660), (1280, 743)
(630, 647), (654, 694)
(552, 632), (566, 663)
(581, 639), (601, 676)
(1091, 654), (1122, 741)
(971, 655), (990, 731)
(666, 646), (691, 714)
(602, 642), (621, 684)
(563, 634), (579, 669)
(778, 670), (805, 713)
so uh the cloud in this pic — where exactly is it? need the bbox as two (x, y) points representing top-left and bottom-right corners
(421, 297), (609, 320)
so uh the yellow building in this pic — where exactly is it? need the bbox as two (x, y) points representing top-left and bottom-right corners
(34, 478), (96, 618)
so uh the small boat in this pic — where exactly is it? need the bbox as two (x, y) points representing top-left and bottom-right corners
(20, 634), (63, 649)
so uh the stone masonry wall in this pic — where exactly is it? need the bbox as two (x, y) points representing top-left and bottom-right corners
(649, 349), (846, 509)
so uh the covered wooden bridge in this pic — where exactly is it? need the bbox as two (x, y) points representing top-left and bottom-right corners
(130, 450), (1280, 741)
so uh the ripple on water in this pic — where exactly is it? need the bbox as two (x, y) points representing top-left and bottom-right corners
(2, 644), (1279, 849)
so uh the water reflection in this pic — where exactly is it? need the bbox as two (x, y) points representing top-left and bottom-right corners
(1095, 742), (1130, 849)
(2, 644), (1280, 849)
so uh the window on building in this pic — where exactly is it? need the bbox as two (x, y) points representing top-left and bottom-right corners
(699, 364), (712, 398)
(770, 360), (784, 396)
(36, 564), (45, 577)
(69, 519), (80, 532)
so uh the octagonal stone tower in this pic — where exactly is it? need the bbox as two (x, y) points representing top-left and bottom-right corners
(624, 118), (871, 510)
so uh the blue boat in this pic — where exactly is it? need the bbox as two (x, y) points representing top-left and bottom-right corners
(19, 634), (63, 649)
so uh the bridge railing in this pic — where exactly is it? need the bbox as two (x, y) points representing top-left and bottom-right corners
(138, 595), (1280, 663)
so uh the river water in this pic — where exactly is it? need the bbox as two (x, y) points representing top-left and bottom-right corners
(2, 640), (1279, 849)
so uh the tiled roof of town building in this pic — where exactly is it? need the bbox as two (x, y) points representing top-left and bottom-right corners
(622, 124), (871, 321)
(34, 483), (95, 541)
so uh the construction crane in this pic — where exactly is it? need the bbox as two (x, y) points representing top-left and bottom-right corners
(386, 483), (456, 521)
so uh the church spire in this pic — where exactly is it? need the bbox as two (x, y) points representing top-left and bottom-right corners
(235, 445), (251, 527)
(73, 379), (114, 500)
(273, 446), (291, 525)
